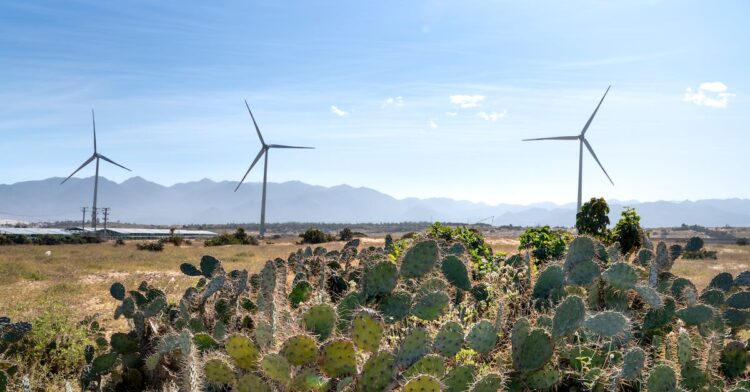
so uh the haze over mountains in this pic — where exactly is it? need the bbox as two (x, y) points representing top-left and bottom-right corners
(1, 177), (749, 227)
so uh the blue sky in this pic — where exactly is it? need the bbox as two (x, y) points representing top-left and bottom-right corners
(0, 0), (747, 204)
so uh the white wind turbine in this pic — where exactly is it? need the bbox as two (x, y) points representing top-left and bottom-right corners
(523, 86), (614, 213)
(235, 100), (314, 238)
(61, 110), (131, 230)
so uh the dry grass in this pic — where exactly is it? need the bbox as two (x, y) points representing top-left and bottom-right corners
(672, 242), (750, 290)
(0, 238), (346, 331)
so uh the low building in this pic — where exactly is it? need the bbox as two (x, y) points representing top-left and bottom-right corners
(98, 228), (217, 240)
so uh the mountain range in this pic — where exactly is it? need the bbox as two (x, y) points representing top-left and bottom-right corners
(1, 177), (749, 227)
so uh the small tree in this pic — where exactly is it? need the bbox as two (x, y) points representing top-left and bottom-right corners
(685, 236), (704, 252)
(612, 207), (644, 254)
(338, 228), (353, 241)
(518, 226), (572, 265)
(300, 228), (333, 244)
(575, 197), (611, 243)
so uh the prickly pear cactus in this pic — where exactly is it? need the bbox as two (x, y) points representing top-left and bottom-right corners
(351, 309), (384, 353)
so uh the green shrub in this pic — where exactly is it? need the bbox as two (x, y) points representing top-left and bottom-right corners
(685, 236), (704, 252)
(575, 197), (611, 243)
(338, 228), (354, 241)
(738, 238), (749, 246)
(612, 207), (644, 254)
(682, 249), (718, 260)
(427, 222), (501, 274)
(136, 241), (164, 252)
(204, 228), (259, 246)
(518, 226), (572, 265)
(300, 228), (334, 244)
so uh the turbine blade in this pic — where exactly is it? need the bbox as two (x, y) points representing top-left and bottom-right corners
(244, 100), (265, 146)
(98, 154), (132, 171)
(60, 155), (96, 184)
(267, 144), (315, 149)
(522, 136), (579, 141)
(581, 85), (611, 136)
(92, 109), (97, 153)
(235, 149), (265, 192)
(583, 138), (614, 185)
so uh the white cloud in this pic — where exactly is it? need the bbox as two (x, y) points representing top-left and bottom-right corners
(429, 119), (438, 129)
(331, 105), (348, 117)
(684, 82), (735, 108)
(382, 96), (404, 108)
(477, 110), (507, 121)
(445, 112), (458, 117)
(449, 94), (485, 108)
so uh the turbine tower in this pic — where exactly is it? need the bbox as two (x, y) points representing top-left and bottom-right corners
(61, 110), (131, 231)
(523, 85), (614, 213)
(235, 100), (314, 238)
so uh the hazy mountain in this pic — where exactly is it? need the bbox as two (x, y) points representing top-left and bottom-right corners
(1, 177), (749, 227)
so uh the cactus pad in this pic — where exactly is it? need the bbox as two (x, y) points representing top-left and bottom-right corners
(646, 364), (677, 392)
(280, 334), (318, 366)
(512, 325), (553, 373)
(404, 375), (442, 392)
(397, 328), (432, 368)
(411, 289), (449, 321)
(533, 264), (565, 305)
(434, 321), (464, 358)
(470, 373), (504, 392)
(700, 289), (725, 307)
(378, 291), (412, 324)
(727, 291), (750, 309)
(523, 366), (561, 390)
(621, 347), (646, 381)
(443, 365), (476, 392)
(400, 240), (439, 278)
(291, 368), (328, 392)
(224, 334), (260, 370)
(192, 333), (219, 351)
(602, 262), (637, 290)
(365, 261), (399, 297)
(552, 295), (586, 337)
(320, 339), (357, 378)
(303, 303), (337, 341)
(351, 309), (384, 353)
(721, 341), (749, 379)
(404, 354), (446, 378)
(203, 358), (235, 385)
(260, 353), (291, 385)
(337, 292), (362, 330)
(636, 285), (664, 309)
(676, 304), (715, 326)
(110, 282), (125, 300)
(709, 272), (734, 291)
(466, 320), (497, 354)
(237, 374), (271, 392)
(441, 255), (471, 290)
(357, 351), (396, 392)
(584, 311), (630, 340)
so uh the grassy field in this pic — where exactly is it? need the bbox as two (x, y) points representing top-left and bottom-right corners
(2, 235), (745, 328)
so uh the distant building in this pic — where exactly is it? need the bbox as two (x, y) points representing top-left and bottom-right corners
(1, 227), (217, 240)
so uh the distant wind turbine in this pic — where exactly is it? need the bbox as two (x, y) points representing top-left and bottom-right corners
(235, 100), (314, 238)
(61, 110), (131, 230)
(523, 86), (614, 213)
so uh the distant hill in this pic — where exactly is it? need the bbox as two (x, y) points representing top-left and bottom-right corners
(1, 177), (749, 227)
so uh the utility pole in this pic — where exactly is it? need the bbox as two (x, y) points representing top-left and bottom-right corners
(102, 207), (110, 238)
(81, 207), (87, 230)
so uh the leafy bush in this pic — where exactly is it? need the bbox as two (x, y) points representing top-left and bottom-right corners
(518, 226), (572, 264)
(685, 236), (704, 252)
(338, 228), (354, 241)
(204, 228), (259, 246)
(575, 197), (611, 243)
(682, 249), (718, 260)
(136, 241), (164, 252)
(612, 207), (644, 254)
(162, 235), (184, 246)
(426, 222), (501, 274)
(0, 234), (101, 246)
(738, 238), (749, 246)
(113, 238), (125, 246)
(299, 228), (334, 244)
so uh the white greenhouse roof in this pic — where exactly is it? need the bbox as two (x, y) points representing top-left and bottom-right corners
(0, 227), (72, 236)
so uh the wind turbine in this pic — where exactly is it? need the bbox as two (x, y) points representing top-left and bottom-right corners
(235, 100), (314, 238)
(522, 86), (614, 213)
(61, 110), (131, 231)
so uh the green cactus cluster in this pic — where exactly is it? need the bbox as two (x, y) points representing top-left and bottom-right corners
(59, 227), (750, 392)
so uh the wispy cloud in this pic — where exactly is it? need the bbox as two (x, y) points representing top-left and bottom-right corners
(429, 119), (438, 129)
(445, 112), (458, 117)
(477, 110), (506, 121)
(683, 82), (735, 108)
(382, 96), (404, 108)
(331, 105), (348, 117)
(449, 94), (485, 108)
